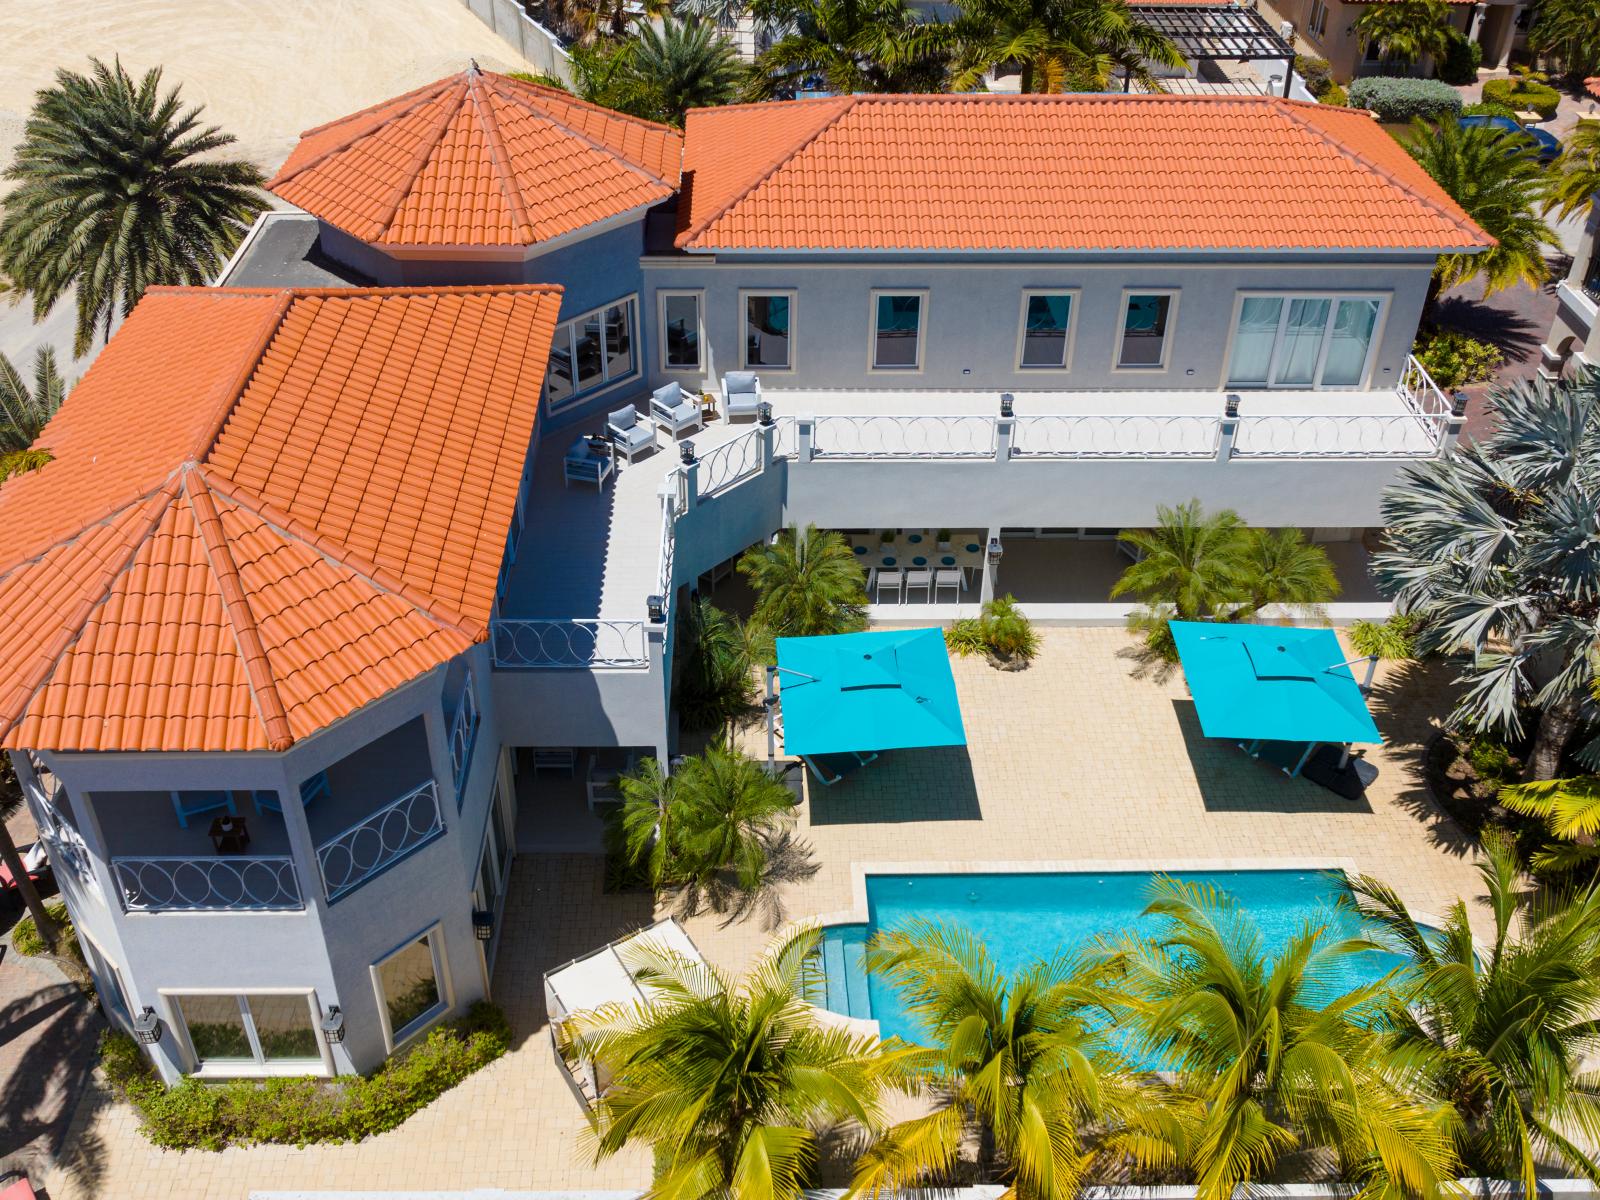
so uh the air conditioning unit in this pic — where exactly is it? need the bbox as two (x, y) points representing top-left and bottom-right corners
(1279, 20), (1295, 39)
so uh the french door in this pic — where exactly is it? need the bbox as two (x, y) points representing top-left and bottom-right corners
(1227, 295), (1384, 389)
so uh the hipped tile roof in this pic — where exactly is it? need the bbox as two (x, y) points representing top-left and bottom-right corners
(268, 67), (682, 248)
(675, 93), (1492, 253)
(0, 284), (562, 753)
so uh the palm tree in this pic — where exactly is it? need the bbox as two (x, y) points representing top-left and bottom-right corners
(746, 0), (947, 99)
(1098, 878), (1460, 1200)
(738, 524), (867, 651)
(1498, 776), (1600, 871)
(1548, 119), (1600, 221)
(1403, 119), (1558, 301)
(630, 18), (745, 125)
(1239, 527), (1340, 620)
(1529, 0), (1600, 77)
(1350, 0), (1463, 69)
(0, 59), (266, 357)
(570, 0), (672, 42)
(1350, 837), (1600, 1188)
(676, 594), (756, 732)
(1111, 500), (1251, 660)
(564, 926), (905, 1200)
(935, 0), (1183, 93)
(1372, 374), (1600, 780)
(614, 743), (795, 890)
(0, 347), (67, 482)
(853, 920), (1132, 1199)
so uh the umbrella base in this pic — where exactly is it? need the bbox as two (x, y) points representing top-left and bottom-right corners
(1300, 746), (1378, 800)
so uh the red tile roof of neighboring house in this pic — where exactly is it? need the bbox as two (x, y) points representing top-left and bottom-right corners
(675, 93), (1491, 253)
(268, 67), (682, 248)
(0, 284), (562, 752)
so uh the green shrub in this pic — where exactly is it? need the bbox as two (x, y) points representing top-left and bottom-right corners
(1295, 55), (1336, 98)
(1413, 329), (1502, 389)
(944, 595), (1040, 667)
(1348, 611), (1423, 660)
(506, 70), (569, 91)
(1462, 100), (1517, 118)
(1482, 77), (1561, 119)
(1466, 737), (1519, 787)
(99, 1001), (510, 1151)
(943, 617), (987, 657)
(1439, 37), (1482, 85)
(1320, 83), (1349, 106)
(1348, 76), (1464, 122)
(10, 901), (80, 961)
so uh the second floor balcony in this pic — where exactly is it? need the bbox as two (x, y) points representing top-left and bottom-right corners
(90, 721), (445, 914)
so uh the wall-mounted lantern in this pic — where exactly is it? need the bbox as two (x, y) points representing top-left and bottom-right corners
(472, 909), (495, 941)
(321, 1005), (345, 1045)
(133, 1006), (163, 1045)
(987, 537), (1004, 565)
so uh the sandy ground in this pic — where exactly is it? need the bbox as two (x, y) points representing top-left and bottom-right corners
(0, 0), (530, 371)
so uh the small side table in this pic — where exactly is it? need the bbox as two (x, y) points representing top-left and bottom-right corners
(209, 815), (251, 855)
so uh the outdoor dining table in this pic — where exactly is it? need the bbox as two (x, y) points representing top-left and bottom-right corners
(850, 531), (985, 590)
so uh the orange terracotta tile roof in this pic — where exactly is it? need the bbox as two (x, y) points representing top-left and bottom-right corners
(0, 284), (563, 753)
(676, 94), (1491, 253)
(268, 67), (682, 248)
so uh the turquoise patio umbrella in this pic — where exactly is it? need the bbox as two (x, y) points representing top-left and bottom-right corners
(1170, 621), (1380, 777)
(773, 628), (966, 757)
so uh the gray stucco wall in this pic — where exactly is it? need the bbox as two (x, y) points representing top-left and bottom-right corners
(642, 255), (1437, 394)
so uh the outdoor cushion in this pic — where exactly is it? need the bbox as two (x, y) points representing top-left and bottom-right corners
(608, 406), (638, 430)
(724, 372), (758, 395)
(651, 382), (684, 408)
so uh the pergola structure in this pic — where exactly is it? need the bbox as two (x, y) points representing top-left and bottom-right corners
(1125, 4), (1298, 96)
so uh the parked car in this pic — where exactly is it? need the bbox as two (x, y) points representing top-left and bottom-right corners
(1459, 114), (1562, 164)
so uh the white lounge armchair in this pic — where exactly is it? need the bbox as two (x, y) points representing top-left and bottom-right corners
(720, 372), (762, 422)
(650, 382), (704, 439)
(606, 405), (656, 463)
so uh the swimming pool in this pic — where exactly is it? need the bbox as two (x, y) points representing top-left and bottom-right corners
(815, 869), (1406, 1044)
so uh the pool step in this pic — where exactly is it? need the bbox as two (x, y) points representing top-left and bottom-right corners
(840, 930), (873, 1020)
(820, 930), (849, 1014)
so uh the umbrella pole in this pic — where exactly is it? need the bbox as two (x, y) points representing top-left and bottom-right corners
(1337, 743), (1351, 770)
(764, 666), (778, 771)
(1287, 741), (1319, 777)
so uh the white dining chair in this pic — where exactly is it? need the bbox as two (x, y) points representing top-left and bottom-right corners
(904, 569), (933, 603)
(934, 568), (962, 602)
(874, 569), (904, 604)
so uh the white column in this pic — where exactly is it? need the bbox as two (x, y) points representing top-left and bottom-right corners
(1468, 2), (1488, 44)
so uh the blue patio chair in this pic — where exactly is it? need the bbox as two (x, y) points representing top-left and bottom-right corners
(170, 790), (236, 829)
(253, 771), (330, 815)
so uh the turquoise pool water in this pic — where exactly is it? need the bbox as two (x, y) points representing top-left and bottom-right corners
(816, 869), (1406, 1045)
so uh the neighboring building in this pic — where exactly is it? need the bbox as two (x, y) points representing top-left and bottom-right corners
(1259, 0), (1523, 84)
(2, 71), (1486, 1083)
(1541, 198), (1600, 378)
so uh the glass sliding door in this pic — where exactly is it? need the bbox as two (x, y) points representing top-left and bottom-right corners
(1226, 297), (1282, 385)
(1226, 294), (1383, 389)
(1322, 299), (1382, 386)
(1274, 298), (1332, 386)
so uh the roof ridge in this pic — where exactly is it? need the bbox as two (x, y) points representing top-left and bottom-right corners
(480, 73), (677, 189)
(181, 467), (296, 751)
(0, 481), (181, 746)
(362, 79), (477, 241)
(677, 96), (856, 247)
(269, 76), (458, 191)
(198, 468), (483, 640)
(467, 73), (538, 243)
(1268, 99), (1486, 243)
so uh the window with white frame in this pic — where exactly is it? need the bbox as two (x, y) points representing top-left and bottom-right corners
(871, 292), (926, 370)
(171, 992), (323, 1070)
(1117, 292), (1177, 368)
(1226, 294), (1385, 389)
(742, 292), (794, 370)
(1017, 292), (1076, 369)
(1308, 0), (1328, 39)
(659, 291), (703, 372)
(545, 297), (638, 410)
(372, 927), (449, 1049)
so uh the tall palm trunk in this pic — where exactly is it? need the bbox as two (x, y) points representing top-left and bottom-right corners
(1525, 693), (1581, 781)
(0, 817), (57, 951)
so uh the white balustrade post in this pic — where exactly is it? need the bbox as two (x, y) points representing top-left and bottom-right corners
(678, 444), (701, 508)
(1439, 391), (1470, 455)
(797, 416), (815, 463)
(758, 407), (776, 473)
(995, 393), (1015, 463)
(1216, 395), (1240, 463)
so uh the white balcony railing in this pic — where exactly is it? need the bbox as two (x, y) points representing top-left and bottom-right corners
(812, 414), (996, 459)
(112, 856), (303, 912)
(772, 415), (798, 459)
(22, 763), (99, 898)
(492, 618), (650, 668)
(699, 428), (767, 497)
(316, 779), (444, 902)
(1232, 412), (1444, 458)
(447, 672), (479, 802)
(1011, 414), (1222, 458)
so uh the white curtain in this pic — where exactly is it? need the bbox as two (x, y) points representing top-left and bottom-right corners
(1322, 299), (1381, 386)
(1227, 297), (1282, 384)
(1275, 298), (1331, 386)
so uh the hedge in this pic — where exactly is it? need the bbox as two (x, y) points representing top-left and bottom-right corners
(1347, 77), (1464, 123)
(1463, 100), (1517, 118)
(1320, 83), (1349, 106)
(1438, 38), (1482, 86)
(1481, 78), (1561, 119)
(1295, 55), (1336, 99)
(100, 1002), (510, 1151)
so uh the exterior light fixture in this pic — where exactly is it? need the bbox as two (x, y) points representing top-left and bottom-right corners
(133, 1006), (163, 1045)
(999, 393), (1014, 419)
(757, 400), (774, 426)
(1224, 395), (1240, 420)
(987, 537), (1004, 564)
(1451, 391), (1469, 418)
(321, 1005), (345, 1045)
(647, 594), (666, 624)
(472, 909), (495, 941)
(679, 439), (696, 465)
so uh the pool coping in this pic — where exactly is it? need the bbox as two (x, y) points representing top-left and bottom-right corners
(800, 856), (1460, 1037)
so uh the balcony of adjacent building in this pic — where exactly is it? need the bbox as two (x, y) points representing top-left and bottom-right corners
(82, 721), (444, 914)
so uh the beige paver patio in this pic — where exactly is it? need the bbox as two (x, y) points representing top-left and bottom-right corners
(40, 628), (1487, 1200)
